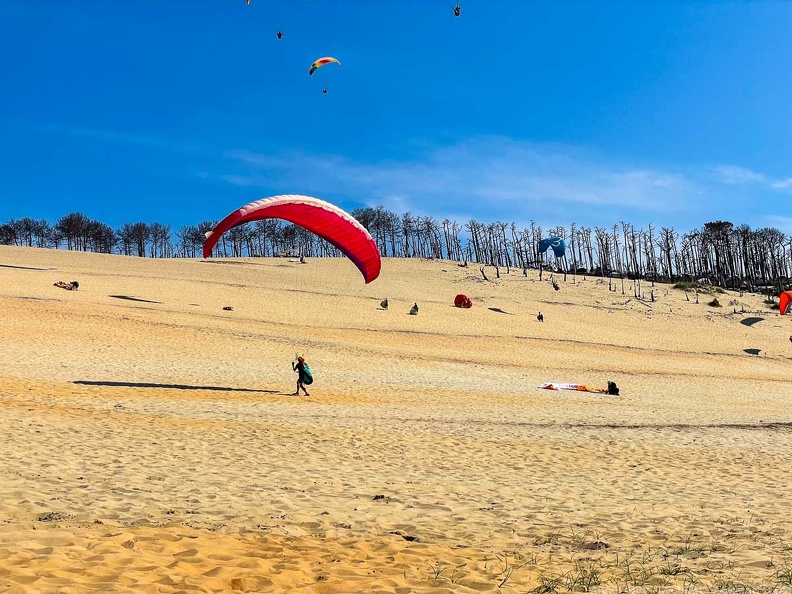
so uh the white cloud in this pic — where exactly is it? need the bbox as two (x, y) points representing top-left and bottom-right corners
(770, 178), (792, 190)
(711, 165), (769, 185)
(711, 165), (792, 194)
(36, 123), (201, 153)
(766, 215), (792, 234)
(217, 137), (694, 222)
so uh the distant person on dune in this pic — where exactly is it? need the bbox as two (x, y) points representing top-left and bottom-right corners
(409, 302), (419, 315)
(537, 312), (544, 322)
(292, 355), (313, 396)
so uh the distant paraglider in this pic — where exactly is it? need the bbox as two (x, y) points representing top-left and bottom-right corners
(203, 195), (382, 284)
(453, 3), (461, 16)
(309, 57), (341, 76)
(322, 88), (327, 94)
(538, 237), (567, 258)
(537, 236), (567, 282)
(276, 31), (283, 39)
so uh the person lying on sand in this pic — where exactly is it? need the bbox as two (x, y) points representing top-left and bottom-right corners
(54, 280), (79, 291)
(292, 355), (312, 396)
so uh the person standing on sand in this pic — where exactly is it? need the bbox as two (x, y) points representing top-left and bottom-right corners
(292, 355), (312, 396)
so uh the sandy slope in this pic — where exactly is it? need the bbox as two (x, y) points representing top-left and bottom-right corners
(0, 245), (791, 593)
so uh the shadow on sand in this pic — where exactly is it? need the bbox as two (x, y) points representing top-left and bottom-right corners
(740, 317), (765, 327)
(73, 380), (278, 393)
(488, 307), (513, 315)
(0, 264), (56, 271)
(743, 348), (762, 356)
(109, 295), (162, 304)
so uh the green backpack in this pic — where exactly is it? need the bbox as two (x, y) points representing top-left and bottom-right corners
(302, 364), (314, 385)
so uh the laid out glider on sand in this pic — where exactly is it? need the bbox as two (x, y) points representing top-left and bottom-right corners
(203, 195), (381, 284)
(780, 291), (792, 315)
(454, 294), (472, 308)
(309, 57), (341, 75)
(538, 383), (609, 394)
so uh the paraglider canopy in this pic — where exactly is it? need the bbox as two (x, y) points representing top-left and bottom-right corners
(454, 294), (472, 308)
(203, 195), (382, 284)
(780, 291), (792, 315)
(309, 57), (341, 75)
(538, 237), (566, 258)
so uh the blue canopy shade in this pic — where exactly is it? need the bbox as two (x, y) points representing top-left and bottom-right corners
(538, 237), (566, 258)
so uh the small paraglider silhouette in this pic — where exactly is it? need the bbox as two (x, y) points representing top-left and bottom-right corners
(322, 88), (328, 94)
(276, 31), (283, 39)
(453, 3), (461, 16)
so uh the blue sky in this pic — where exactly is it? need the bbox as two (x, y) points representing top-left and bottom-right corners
(1, 0), (791, 234)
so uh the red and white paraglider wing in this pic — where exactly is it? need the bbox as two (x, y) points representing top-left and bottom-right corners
(203, 195), (381, 284)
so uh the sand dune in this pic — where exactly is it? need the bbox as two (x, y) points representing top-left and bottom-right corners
(1, 245), (791, 592)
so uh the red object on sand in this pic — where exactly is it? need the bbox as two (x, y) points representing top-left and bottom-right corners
(781, 291), (792, 315)
(454, 294), (473, 308)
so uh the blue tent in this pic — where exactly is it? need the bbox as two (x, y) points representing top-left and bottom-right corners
(538, 237), (566, 258)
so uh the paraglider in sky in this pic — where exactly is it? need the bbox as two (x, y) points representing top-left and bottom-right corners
(203, 195), (382, 284)
(537, 236), (567, 282)
(453, 3), (461, 16)
(538, 237), (567, 258)
(780, 291), (792, 315)
(322, 88), (328, 94)
(309, 57), (341, 76)
(276, 31), (283, 39)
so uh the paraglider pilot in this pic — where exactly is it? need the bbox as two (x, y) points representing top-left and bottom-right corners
(453, 4), (461, 16)
(276, 31), (283, 39)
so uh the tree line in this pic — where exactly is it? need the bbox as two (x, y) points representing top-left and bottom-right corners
(1, 209), (790, 291)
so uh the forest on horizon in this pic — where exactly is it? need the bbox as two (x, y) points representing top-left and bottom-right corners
(1, 208), (790, 293)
